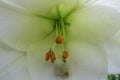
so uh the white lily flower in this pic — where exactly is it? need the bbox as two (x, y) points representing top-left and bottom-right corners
(0, 0), (120, 80)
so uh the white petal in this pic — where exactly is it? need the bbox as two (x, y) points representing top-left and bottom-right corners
(69, 5), (120, 43)
(0, 40), (29, 80)
(0, 6), (53, 51)
(105, 31), (120, 74)
(101, 0), (120, 12)
(0, 0), (26, 12)
(1, 0), (97, 16)
(26, 39), (107, 80)
(1, 0), (61, 16)
(67, 39), (107, 80)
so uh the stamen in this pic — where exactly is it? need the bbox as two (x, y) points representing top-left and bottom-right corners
(45, 51), (52, 61)
(50, 52), (56, 63)
(55, 36), (64, 44)
(62, 51), (69, 59)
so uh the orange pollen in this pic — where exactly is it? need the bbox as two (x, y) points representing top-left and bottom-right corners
(62, 51), (69, 59)
(45, 51), (51, 61)
(64, 71), (69, 77)
(55, 36), (64, 44)
(50, 52), (56, 63)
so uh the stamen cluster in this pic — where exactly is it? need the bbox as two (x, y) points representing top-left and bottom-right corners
(45, 36), (69, 63)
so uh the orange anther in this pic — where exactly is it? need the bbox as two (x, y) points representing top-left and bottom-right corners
(64, 71), (69, 77)
(55, 36), (64, 44)
(50, 52), (56, 63)
(62, 51), (69, 59)
(45, 51), (51, 61)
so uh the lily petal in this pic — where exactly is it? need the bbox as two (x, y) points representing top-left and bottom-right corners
(67, 40), (107, 80)
(0, 0), (97, 15)
(0, 6), (53, 51)
(0, 40), (29, 80)
(26, 38), (107, 80)
(69, 5), (120, 44)
(102, 0), (120, 11)
(0, 0), (60, 14)
(0, 0), (75, 17)
(105, 31), (120, 74)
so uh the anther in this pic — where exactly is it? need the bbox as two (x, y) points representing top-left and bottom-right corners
(64, 71), (69, 77)
(45, 51), (51, 61)
(50, 52), (56, 63)
(55, 36), (64, 44)
(62, 51), (69, 59)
